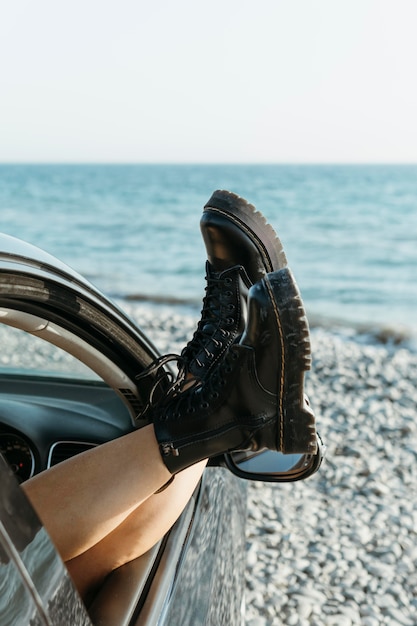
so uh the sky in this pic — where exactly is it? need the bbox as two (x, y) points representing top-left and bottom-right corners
(1, 0), (417, 163)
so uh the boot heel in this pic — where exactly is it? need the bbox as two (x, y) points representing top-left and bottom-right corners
(264, 269), (317, 455)
(283, 393), (317, 454)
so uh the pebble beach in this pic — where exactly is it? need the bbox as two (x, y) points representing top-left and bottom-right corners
(126, 305), (417, 626)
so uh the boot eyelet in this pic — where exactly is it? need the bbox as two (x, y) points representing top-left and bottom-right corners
(226, 318), (234, 326)
(225, 290), (233, 298)
(200, 401), (209, 409)
(210, 391), (219, 399)
(227, 304), (235, 312)
(224, 278), (233, 285)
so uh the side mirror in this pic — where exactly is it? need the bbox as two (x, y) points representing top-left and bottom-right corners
(224, 434), (325, 482)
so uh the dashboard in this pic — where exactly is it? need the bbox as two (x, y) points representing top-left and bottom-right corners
(0, 373), (135, 483)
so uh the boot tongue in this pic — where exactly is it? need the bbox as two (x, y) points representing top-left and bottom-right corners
(208, 261), (251, 289)
(206, 260), (223, 279)
(206, 260), (237, 280)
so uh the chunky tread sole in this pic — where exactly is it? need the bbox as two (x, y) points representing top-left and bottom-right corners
(204, 189), (288, 276)
(265, 269), (317, 455)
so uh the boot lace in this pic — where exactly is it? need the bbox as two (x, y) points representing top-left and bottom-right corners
(135, 269), (238, 420)
(181, 272), (235, 367)
(159, 345), (240, 421)
(135, 353), (190, 418)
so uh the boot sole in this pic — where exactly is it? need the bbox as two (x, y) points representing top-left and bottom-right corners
(204, 190), (288, 277)
(264, 268), (317, 455)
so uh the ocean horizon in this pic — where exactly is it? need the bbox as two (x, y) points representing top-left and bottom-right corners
(1, 163), (416, 346)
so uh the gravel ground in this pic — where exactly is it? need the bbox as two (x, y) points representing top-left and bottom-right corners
(244, 329), (417, 626)
(2, 303), (417, 626)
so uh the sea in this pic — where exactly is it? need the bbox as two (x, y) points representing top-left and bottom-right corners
(1, 163), (416, 348)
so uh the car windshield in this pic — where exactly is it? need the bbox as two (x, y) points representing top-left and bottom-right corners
(0, 324), (101, 381)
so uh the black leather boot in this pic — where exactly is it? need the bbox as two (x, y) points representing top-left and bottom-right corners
(181, 190), (287, 379)
(152, 267), (317, 475)
(137, 191), (288, 411)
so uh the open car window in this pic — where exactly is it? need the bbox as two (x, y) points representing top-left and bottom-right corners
(0, 323), (101, 381)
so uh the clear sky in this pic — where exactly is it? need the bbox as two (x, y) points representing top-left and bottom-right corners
(1, 0), (416, 163)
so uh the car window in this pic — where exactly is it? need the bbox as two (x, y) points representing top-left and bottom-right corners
(0, 324), (101, 381)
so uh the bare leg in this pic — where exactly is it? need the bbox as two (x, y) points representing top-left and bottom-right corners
(22, 425), (172, 561)
(65, 461), (206, 601)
